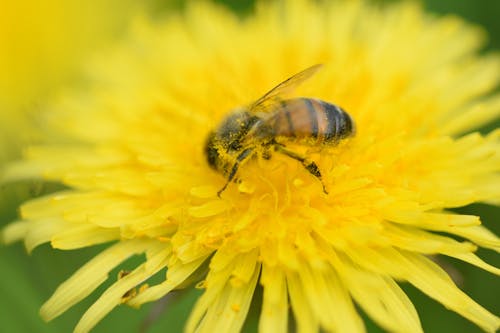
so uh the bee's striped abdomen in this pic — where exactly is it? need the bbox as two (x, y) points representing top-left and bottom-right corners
(271, 98), (355, 145)
(320, 100), (355, 143)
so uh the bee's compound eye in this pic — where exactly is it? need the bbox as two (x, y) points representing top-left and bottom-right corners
(204, 132), (220, 169)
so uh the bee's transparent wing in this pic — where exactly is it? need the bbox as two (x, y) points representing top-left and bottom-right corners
(248, 64), (323, 113)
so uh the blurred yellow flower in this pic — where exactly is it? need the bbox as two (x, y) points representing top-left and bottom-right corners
(0, 0), (146, 161)
(3, 1), (500, 332)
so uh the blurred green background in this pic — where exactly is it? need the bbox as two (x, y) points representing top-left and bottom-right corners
(1, 1), (498, 332)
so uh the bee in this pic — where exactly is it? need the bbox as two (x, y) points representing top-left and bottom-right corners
(205, 64), (355, 197)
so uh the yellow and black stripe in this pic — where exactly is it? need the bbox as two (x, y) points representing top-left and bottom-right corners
(272, 98), (354, 145)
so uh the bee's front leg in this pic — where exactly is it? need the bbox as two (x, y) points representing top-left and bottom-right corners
(261, 149), (272, 160)
(217, 147), (254, 197)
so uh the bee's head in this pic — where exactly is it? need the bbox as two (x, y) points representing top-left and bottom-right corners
(204, 110), (260, 174)
(204, 129), (240, 175)
(204, 131), (219, 170)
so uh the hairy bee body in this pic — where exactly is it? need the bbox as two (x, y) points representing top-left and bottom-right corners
(204, 64), (356, 196)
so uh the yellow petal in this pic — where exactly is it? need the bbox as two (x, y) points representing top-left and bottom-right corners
(230, 250), (259, 286)
(196, 263), (260, 333)
(344, 267), (422, 333)
(440, 93), (500, 135)
(259, 265), (288, 333)
(40, 239), (155, 322)
(190, 185), (218, 198)
(298, 263), (365, 333)
(287, 272), (318, 333)
(186, 251), (260, 333)
(74, 243), (170, 333)
(1, 220), (28, 244)
(402, 252), (500, 333)
(185, 258), (235, 333)
(188, 200), (230, 218)
(51, 224), (120, 249)
(389, 211), (481, 229)
(127, 254), (208, 307)
(25, 218), (66, 253)
(451, 225), (500, 252)
(382, 223), (476, 254)
(449, 252), (500, 275)
(348, 247), (500, 332)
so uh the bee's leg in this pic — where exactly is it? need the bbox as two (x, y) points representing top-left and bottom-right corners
(218, 147), (254, 197)
(274, 145), (328, 194)
(262, 150), (272, 160)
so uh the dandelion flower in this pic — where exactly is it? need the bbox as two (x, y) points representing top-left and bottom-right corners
(3, 1), (500, 332)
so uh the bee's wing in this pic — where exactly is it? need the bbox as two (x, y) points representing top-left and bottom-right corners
(248, 64), (323, 114)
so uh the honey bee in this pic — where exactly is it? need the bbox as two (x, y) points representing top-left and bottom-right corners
(205, 64), (355, 197)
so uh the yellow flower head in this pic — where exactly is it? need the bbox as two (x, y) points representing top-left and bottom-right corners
(3, 1), (500, 332)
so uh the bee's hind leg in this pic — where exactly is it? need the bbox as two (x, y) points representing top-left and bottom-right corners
(274, 145), (328, 194)
(262, 149), (272, 160)
(217, 147), (254, 197)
